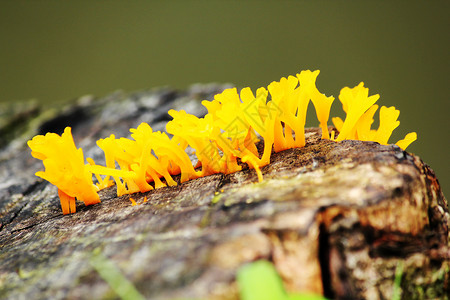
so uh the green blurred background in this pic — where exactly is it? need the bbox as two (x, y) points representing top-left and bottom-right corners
(1, 1), (448, 194)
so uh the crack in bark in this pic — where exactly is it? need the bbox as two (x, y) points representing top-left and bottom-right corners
(318, 221), (334, 299)
(7, 214), (62, 235)
(0, 202), (28, 235)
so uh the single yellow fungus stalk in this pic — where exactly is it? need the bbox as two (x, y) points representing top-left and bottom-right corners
(129, 197), (137, 206)
(28, 69), (417, 214)
(331, 117), (344, 133)
(27, 127), (100, 214)
(330, 130), (336, 140)
(374, 106), (400, 145)
(396, 132), (417, 150)
(87, 164), (135, 182)
(240, 87), (273, 165)
(58, 189), (76, 214)
(335, 82), (380, 142)
(241, 155), (263, 182)
(268, 76), (304, 150)
(86, 157), (115, 189)
(297, 70), (334, 140)
(354, 105), (379, 141)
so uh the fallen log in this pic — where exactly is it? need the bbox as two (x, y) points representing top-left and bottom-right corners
(0, 86), (448, 299)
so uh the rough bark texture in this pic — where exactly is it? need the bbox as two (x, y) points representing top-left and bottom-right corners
(0, 86), (448, 300)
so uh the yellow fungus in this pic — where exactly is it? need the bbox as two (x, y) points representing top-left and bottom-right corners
(396, 132), (417, 150)
(240, 87), (272, 164)
(28, 70), (417, 214)
(129, 197), (137, 206)
(268, 75), (304, 150)
(86, 157), (115, 189)
(335, 82), (380, 142)
(354, 105), (379, 141)
(297, 70), (334, 140)
(167, 110), (223, 176)
(374, 106), (400, 145)
(331, 117), (344, 133)
(27, 127), (100, 214)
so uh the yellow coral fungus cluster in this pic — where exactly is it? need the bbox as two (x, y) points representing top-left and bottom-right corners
(27, 127), (100, 214)
(331, 82), (417, 148)
(28, 70), (417, 214)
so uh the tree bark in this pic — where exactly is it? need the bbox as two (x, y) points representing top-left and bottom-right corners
(0, 87), (448, 300)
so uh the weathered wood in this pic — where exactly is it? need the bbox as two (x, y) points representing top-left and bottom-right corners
(0, 87), (448, 300)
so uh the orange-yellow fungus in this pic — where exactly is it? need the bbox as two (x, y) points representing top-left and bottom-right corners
(96, 135), (142, 196)
(167, 110), (223, 176)
(86, 157), (115, 189)
(396, 132), (417, 150)
(28, 70), (417, 214)
(354, 105), (379, 141)
(333, 92), (417, 150)
(241, 155), (263, 182)
(240, 87), (269, 160)
(129, 197), (137, 206)
(335, 82), (380, 142)
(374, 106), (400, 145)
(297, 70), (334, 140)
(204, 87), (263, 173)
(268, 75), (304, 150)
(58, 189), (76, 215)
(331, 117), (344, 133)
(27, 127), (100, 214)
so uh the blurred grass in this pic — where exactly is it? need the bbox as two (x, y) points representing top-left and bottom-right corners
(237, 260), (328, 300)
(0, 0), (448, 194)
(90, 249), (146, 300)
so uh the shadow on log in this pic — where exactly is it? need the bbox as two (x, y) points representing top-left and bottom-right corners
(0, 86), (448, 300)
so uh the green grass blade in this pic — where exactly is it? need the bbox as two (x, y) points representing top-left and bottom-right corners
(90, 249), (145, 300)
(237, 260), (289, 300)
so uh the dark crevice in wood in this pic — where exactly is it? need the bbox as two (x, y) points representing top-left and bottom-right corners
(318, 221), (334, 299)
(0, 202), (28, 234)
(365, 229), (428, 258)
(8, 214), (62, 235)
